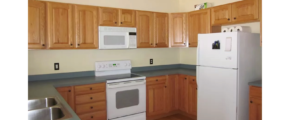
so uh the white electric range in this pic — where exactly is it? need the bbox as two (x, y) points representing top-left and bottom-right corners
(95, 60), (146, 120)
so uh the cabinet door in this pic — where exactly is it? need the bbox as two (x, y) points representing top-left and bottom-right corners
(188, 9), (211, 47)
(119, 9), (136, 27)
(56, 86), (75, 110)
(74, 5), (98, 49)
(249, 97), (262, 120)
(259, 0), (262, 46)
(188, 76), (197, 116)
(211, 4), (232, 25)
(28, 0), (46, 49)
(47, 2), (74, 49)
(154, 13), (169, 47)
(169, 13), (187, 47)
(146, 84), (166, 117)
(99, 7), (119, 26)
(165, 75), (179, 112)
(231, 0), (259, 23)
(178, 74), (188, 112)
(136, 11), (154, 48)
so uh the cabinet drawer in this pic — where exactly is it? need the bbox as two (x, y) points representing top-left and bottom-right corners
(76, 92), (106, 104)
(75, 101), (106, 114)
(249, 86), (262, 98)
(146, 76), (167, 85)
(75, 83), (106, 95)
(188, 76), (196, 84)
(78, 110), (107, 120)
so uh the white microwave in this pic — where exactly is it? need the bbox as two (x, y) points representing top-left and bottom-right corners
(99, 26), (137, 49)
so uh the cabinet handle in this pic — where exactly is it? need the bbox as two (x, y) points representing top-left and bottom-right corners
(151, 43), (153, 45)
(115, 22), (117, 24)
(78, 44), (80, 46)
(91, 116), (93, 118)
(121, 22), (123, 24)
(90, 97), (93, 99)
(70, 44), (73, 46)
(234, 17), (236, 20)
(193, 79), (195, 81)
(155, 43), (157, 45)
(228, 18), (230, 21)
(189, 43), (190, 45)
(184, 78), (187, 80)
(165, 86), (167, 88)
(90, 87), (92, 90)
(91, 106), (93, 109)
(250, 101), (253, 103)
(68, 90), (71, 92)
(196, 88), (197, 90)
(42, 44), (45, 46)
(156, 79), (158, 81)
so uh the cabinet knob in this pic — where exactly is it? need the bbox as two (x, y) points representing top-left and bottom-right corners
(165, 86), (167, 88)
(115, 22), (117, 24)
(250, 101), (253, 103)
(121, 22), (123, 24)
(78, 44), (80, 46)
(184, 43), (186, 45)
(184, 78), (187, 80)
(151, 43), (153, 45)
(90, 87), (92, 90)
(189, 43), (191, 45)
(42, 44), (45, 46)
(156, 79), (158, 81)
(91, 106), (93, 109)
(90, 97), (93, 99)
(196, 88), (197, 90)
(193, 79), (195, 81)
(228, 18), (230, 21)
(155, 43), (157, 45)
(91, 116), (93, 118)
(70, 44), (73, 46)
(234, 17), (236, 20)
(68, 90), (71, 92)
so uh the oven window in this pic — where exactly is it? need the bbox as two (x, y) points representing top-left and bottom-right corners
(104, 35), (125, 45)
(116, 89), (139, 109)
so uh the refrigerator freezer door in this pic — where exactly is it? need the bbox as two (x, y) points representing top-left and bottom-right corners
(197, 33), (238, 68)
(197, 66), (237, 120)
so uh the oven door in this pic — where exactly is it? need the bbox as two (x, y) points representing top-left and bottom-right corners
(99, 32), (129, 49)
(107, 79), (146, 119)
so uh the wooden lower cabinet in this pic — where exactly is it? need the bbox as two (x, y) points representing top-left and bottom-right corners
(188, 76), (197, 116)
(166, 75), (179, 112)
(146, 76), (167, 117)
(249, 86), (262, 120)
(178, 74), (188, 112)
(56, 83), (107, 120)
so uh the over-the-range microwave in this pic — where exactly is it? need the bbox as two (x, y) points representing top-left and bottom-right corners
(99, 26), (137, 49)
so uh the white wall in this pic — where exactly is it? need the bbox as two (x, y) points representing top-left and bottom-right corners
(29, 48), (180, 75)
(40, 0), (179, 12)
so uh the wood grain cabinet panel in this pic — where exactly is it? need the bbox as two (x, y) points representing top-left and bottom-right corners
(99, 7), (119, 26)
(46, 2), (74, 49)
(74, 83), (106, 95)
(178, 74), (188, 112)
(75, 101), (106, 114)
(119, 9), (136, 27)
(249, 86), (262, 120)
(56, 86), (75, 110)
(146, 76), (167, 85)
(74, 5), (98, 49)
(188, 76), (197, 116)
(28, 0), (46, 49)
(166, 74), (179, 112)
(75, 92), (106, 104)
(169, 13), (187, 47)
(231, 0), (259, 23)
(146, 84), (166, 117)
(259, 0), (262, 46)
(78, 110), (107, 120)
(188, 9), (211, 47)
(136, 11), (154, 48)
(154, 13), (169, 47)
(211, 4), (232, 26)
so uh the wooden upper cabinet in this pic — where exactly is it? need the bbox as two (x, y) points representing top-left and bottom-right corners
(169, 13), (187, 47)
(211, 4), (232, 26)
(99, 7), (119, 26)
(188, 76), (197, 116)
(231, 0), (259, 23)
(165, 75), (179, 112)
(259, 0), (262, 46)
(146, 84), (166, 117)
(56, 86), (75, 110)
(28, 0), (46, 49)
(188, 9), (211, 47)
(47, 2), (74, 49)
(154, 13), (169, 47)
(119, 9), (136, 27)
(74, 5), (98, 49)
(136, 11), (154, 48)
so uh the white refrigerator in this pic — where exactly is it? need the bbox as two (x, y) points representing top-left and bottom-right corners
(196, 32), (262, 120)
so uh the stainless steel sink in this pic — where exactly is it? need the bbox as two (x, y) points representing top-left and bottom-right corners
(28, 97), (57, 111)
(28, 97), (72, 120)
(28, 107), (64, 120)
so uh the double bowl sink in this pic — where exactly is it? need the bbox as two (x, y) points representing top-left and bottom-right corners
(28, 97), (72, 120)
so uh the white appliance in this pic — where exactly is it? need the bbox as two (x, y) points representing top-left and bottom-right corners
(196, 32), (262, 120)
(99, 26), (137, 49)
(95, 60), (146, 120)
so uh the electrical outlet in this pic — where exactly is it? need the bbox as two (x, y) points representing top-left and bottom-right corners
(150, 59), (153, 65)
(54, 63), (59, 70)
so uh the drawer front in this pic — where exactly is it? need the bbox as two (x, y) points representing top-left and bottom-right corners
(76, 101), (106, 114)
(146, 75), (167, 85)
(250, 86), (262, 97)
(75, 83), (106, 95)
(78, 110), (107, 120)
(76, 92), (106, 104)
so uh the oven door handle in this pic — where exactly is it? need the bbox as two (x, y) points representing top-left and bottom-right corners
(107, 80), (146, 89)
